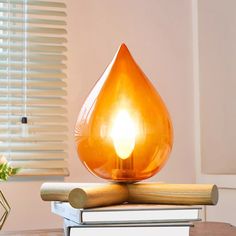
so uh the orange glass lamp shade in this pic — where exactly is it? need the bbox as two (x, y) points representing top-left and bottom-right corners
(75, 44), (173, 182)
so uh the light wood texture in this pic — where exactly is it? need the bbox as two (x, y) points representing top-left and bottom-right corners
(41, 182), (129, 208)
(0, 228), (63, 236)
(40, 183), (105, 201)
(68, 183), (128, 208)
(127, 183), (218, 205)
(41, 182), (218, 208)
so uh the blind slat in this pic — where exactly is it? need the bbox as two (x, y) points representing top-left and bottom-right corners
(0, 16), (66, 25)
(0, 142), (67, 151)
(0, 115), (67, 123)
(0, 72), (66, 79)
(0, 152), (67, 160)
(10, 160), (67, 169)
(0, 125), (68, 133)
(0, 26), (67, 34)
(0, 106), (67, 115)
(0, 80), (67, 88)
(0, 43), (67, 52)
(0, 8), (66, 17)
(0, 134), (68, 142)
(0, 97), (67, 105)
(0, 52), (67, 61)
(0, 62), (67, 70)
(0, 88), (67, 96)
(0, 35), (67, 43)
(1, 0), (66, 8)
(15, 168), (69, 177)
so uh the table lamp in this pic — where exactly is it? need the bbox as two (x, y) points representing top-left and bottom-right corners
(41, 44), (218, 210)
(75, 43), (173, 182)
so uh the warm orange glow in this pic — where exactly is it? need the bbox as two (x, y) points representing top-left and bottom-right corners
(75, 43), (173, 182)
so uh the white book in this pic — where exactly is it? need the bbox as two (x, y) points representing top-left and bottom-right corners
(52, 201), (201, 225)
(68, 223), (192, 236)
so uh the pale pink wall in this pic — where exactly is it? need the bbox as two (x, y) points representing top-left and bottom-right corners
(1, 0), (195, 231)
(67, 0), (195, 184)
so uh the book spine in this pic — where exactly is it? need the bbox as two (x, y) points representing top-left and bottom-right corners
(66, 222), (192, 236)
(51, 202), (82, 224)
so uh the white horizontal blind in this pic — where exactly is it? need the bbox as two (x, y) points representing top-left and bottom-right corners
(0, 0), (69, 176)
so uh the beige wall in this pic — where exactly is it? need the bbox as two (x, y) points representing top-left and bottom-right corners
(194, 0), (236, 226)
(67, 0), (195, 184)
(198, 0), (236, 175)
(1, 0), (195, 231)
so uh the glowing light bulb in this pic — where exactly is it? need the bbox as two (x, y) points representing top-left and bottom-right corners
(110, 110), (136, 159)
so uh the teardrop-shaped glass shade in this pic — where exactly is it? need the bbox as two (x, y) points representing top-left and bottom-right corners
(75, 44), (173, 182)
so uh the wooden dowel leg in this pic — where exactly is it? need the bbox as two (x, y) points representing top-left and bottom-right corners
(127, 183), (218, 205)
(68, 183), (128, 208)
(40, 183), (105, 202)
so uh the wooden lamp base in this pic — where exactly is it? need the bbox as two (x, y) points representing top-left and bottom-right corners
(41, 182), (218, 209)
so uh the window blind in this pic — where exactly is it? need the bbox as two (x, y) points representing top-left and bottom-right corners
(0, 0), (69, 176)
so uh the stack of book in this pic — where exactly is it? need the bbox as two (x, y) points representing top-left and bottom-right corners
(41, 182), (217, 235)
(52, 201), (202, 236)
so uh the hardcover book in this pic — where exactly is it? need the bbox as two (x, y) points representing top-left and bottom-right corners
(52, 201), (201, 225)
(68, 222), (193, 236)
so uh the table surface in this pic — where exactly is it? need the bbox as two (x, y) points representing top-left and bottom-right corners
(0, 222), (235, 236)
(190, 222), (236, 236)
(0, 228), (64, 236)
